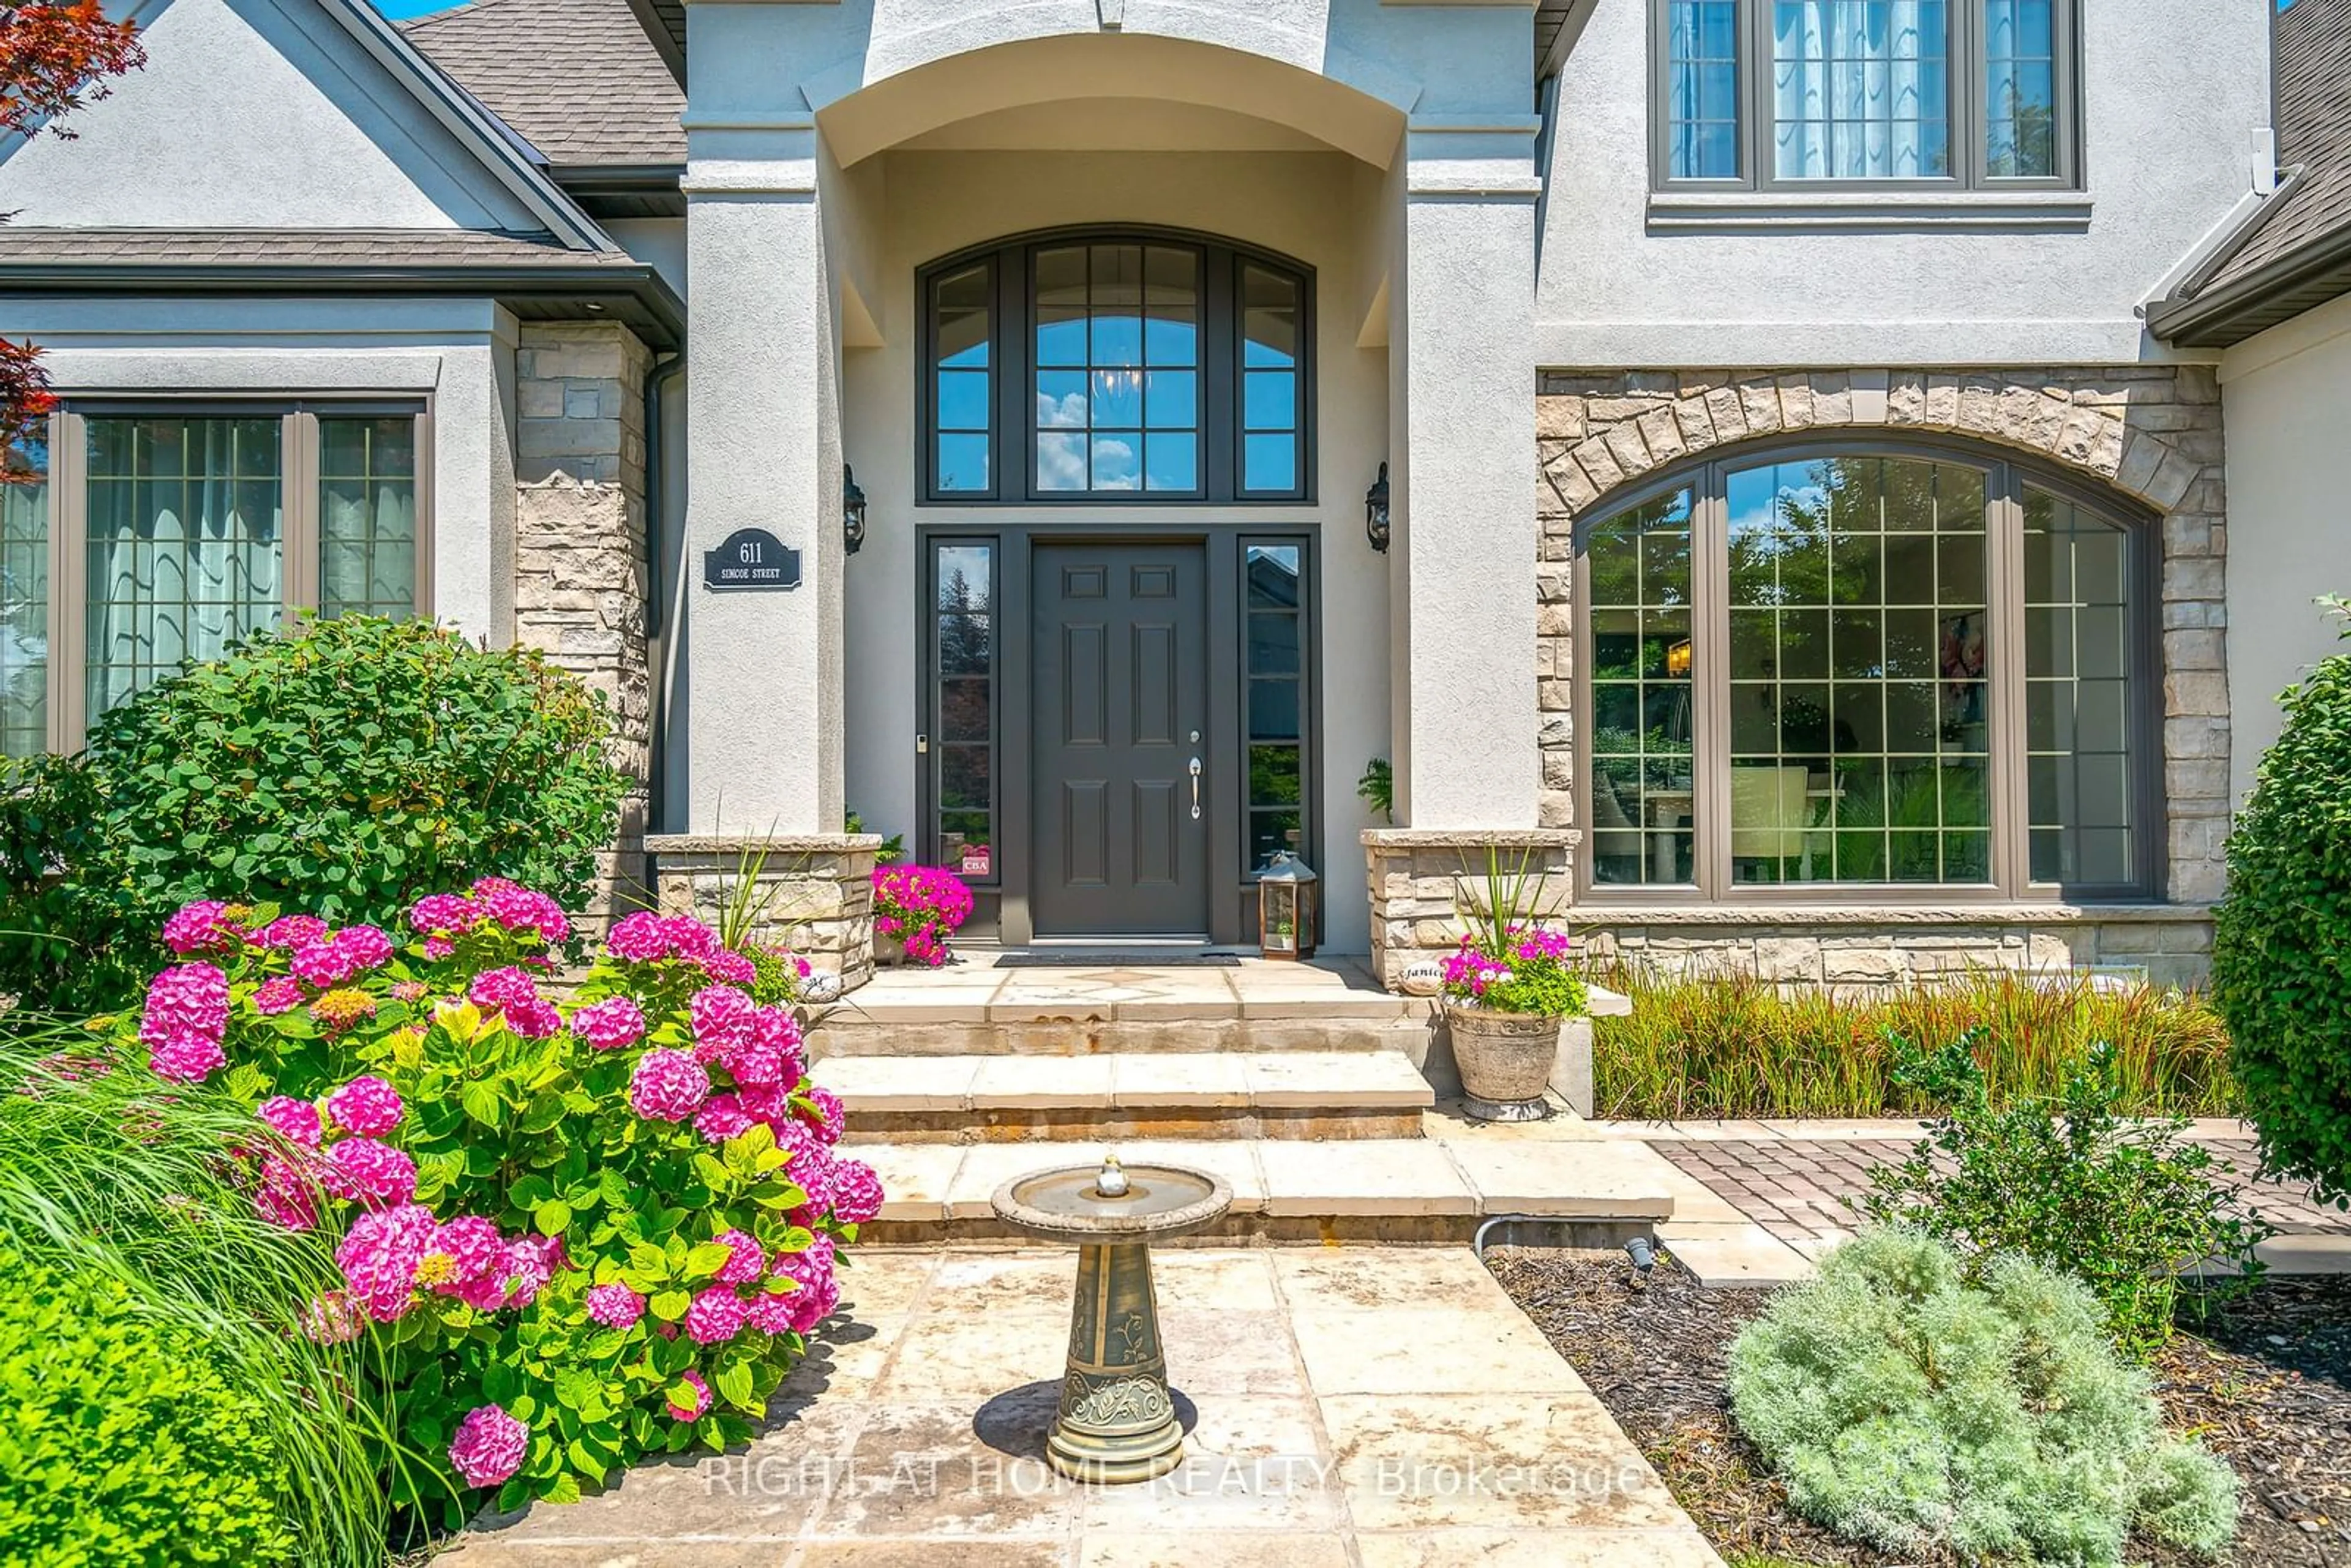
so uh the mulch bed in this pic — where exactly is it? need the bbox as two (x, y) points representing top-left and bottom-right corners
(1485, 1246), (2351, 1567)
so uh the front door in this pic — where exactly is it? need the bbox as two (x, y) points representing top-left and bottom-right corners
(1030, 542), (1210, 937)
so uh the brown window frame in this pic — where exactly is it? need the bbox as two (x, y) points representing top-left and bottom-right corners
(1573, 433), (2161, 906)
(32, 397), (434, 752)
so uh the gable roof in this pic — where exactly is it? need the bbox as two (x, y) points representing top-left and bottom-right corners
(2150, 0), (2351, 347)
(400, 0), (684, 171)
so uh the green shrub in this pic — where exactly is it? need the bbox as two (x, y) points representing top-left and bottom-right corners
(2213, 603), (2351, 1207)
(1728, 1230), (2238, 1564)
(1861, 1032), (2269, 1359)
(0, 1249), (300, 1566)
(0, 1026), (383, 1566)
(1591, 965), (2236, 1120)
(0, 616), (629, 1011)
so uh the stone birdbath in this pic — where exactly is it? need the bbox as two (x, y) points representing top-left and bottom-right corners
(991, 1155), (1232, 1484)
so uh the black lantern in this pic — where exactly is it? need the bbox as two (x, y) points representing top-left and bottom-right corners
(1256, 851), (1319, 961)
(1364, 461), (1390, 554)
(842, 464), (868, 555)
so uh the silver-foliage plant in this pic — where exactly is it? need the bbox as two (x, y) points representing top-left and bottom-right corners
(1727, 1229), (2238, 1566)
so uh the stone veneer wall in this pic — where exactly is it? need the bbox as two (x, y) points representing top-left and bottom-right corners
(514, 323), (654, 929)
(645, 835), (883, 992)
(1362, 828), (1580, 989)
(1518, 366), (2227, 990)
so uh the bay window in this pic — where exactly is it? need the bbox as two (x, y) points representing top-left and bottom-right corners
(1579, 440), (2153, 900)
(6, 402), (429, 754)
(1657, 0), (2076, 190)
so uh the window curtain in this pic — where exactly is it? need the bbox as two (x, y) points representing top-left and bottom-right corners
(1774, 1), (1943, 179)
(85, 418), (282, 721)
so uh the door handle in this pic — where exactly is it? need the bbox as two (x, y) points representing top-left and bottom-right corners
(1188, 756), (1202, 820)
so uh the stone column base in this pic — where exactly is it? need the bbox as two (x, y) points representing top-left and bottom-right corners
(645, 834), (884, 992)
(1362, 828), (1582, 992)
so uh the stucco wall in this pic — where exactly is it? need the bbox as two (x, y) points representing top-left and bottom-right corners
(2218, 291), (2351, 805)
(1537, 0), (2270, 366)
(0, 0), (538, 230)
(839, 148), (1397, 955)
(6, 296), (519, 643)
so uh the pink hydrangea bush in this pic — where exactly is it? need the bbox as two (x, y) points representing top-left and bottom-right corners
(869, 865), (975, 967)
(114, 880), (879, 1520)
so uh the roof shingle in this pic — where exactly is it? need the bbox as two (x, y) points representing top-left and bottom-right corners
(0, 227), (646, 268)
(400, 0), (684, 168)
(2183, 0), (2351, 300)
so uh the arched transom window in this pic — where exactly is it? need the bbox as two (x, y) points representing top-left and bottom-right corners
(1579, 440), (2152, 899)
(921, 230), (1313, 505)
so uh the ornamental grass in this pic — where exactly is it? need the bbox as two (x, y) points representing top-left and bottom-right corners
(1591, 965), (2237, 1120)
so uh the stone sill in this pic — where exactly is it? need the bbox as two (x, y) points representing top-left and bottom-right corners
(647, 833), (883, 854)
(1647, 189), (2094, 234)
(1362, 828), (1583, 849)
(1562, 902), (2214, 927)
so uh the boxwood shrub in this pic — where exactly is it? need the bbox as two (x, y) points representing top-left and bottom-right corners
(1, 616), (629, 1010)
(2213, 603), (2351, 1206)
(0, 1249), (300, 1566)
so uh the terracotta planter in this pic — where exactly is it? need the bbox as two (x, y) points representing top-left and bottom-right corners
(1446, 1004), (1564, 1122)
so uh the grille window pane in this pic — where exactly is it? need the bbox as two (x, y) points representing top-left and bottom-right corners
(1244, 542), (1307, 872)
(1033, 245), (1201, 495)
(84, 416), (283, 722)
(1586, 489), (1698, 885)
(1, 433), (47, 756)
(1667, 1), (1743, 178)
(932, 542), (996, 877)
(1771, 0), (1952, 180)
(319, 417), (416, 619)
(2025, 486), (2134, 886)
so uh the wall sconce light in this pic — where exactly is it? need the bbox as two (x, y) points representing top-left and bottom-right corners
(1364, 461), (1390, 554)
(842, 464), (868, 556)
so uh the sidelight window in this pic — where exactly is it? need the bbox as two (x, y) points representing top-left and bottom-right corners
(929, 539), (997, 880)
(1243, 541), (1308, 872)
(1580, 441), (2150, 899)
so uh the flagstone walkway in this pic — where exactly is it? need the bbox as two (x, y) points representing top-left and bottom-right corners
(442, 1246), (1723, 1567)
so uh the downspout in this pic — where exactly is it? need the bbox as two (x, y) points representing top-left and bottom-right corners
(644, 349), (687, 838)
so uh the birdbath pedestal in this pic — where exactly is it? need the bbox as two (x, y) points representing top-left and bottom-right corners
(991, 1157), (1232, 1484)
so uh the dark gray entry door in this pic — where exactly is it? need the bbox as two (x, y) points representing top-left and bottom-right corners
(1030, 542), (1210, 936)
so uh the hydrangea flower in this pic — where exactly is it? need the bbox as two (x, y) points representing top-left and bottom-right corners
(325, 1075), (403, 1136)
(570, 995), (646, 1051)
(504, 997), (564, 1040)
(408, 893), (479, 938)
(254, 1155), (318, 1232)
(742, 1287), (797, 1335)
(785, 1269), (839, 1332)
(449, 1403), (529, 1489)
(629, 1049), (711, 1123)
(471, 876), (570, 943)
(423, 936), (456, 961)
(693, 1092), (755, 1144)
(469, 966), (539, 1013)
(604, 910), (670, 964)
(661, 915), (718, 961)
(719, 1007), (802, 1089)
(683, 1285), (746, 1344)
(771, 1233), (834, 1292)
(310, 988), (378, 1033)
(141, 961), (229, 1082)
(701, 950), (758, 987)
(162, 899), (243, 956)
(258, 913), (329, 952)
(299, 1290), (364, 1346)
(830, 1159), (885, 1226)
(252, 976), (304, 1015)
(322, 1136), (418, 1207)
(713, 1228), (766, 1286)
(689, 985), (755, 1052)
(418, 1215), (504, 1290)
(585, 1283), (645, 1328)
(338, 925), (395, 971)
(258, 1095), (323, 1149)
(665, 1369), (711, 1423)
(336, 1202), (438, 1321)
(796, 1084), (846, 1146)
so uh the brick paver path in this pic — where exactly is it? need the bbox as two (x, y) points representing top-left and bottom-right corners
(1658, 1136), (2350, 1254)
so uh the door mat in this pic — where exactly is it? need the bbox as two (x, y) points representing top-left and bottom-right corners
(992, 951), (1243, 967)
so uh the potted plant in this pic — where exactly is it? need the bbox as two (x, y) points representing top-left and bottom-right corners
(869, 863), (975, 967)
(1441, 851), (1586, 1121)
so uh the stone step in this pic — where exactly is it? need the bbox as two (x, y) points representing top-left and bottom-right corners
(824, 1050), (1437, 1142)
(841, 1131), (1681, 1245)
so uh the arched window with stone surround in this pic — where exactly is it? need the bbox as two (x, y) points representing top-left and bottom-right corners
(1575, 435), (2156, 901)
